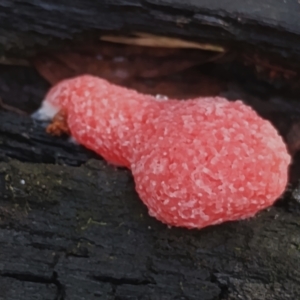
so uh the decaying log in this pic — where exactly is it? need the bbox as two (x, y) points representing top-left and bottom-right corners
(0, 111), (300, 300)
(0, 0), (300, 61)
(0, 1), (300, 299)
(0, 90), (299, 299)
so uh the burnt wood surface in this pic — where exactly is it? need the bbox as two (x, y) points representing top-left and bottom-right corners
(0, 111), (300, 300)
(0, 0), (300, 60)
(0, 66), (298, 300)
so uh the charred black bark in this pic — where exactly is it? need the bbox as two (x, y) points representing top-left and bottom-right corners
(0, 1), (300, 299)
(0, 0), (300, 60)
(0, 77), (298, 300)
(0, 129), (300, 299)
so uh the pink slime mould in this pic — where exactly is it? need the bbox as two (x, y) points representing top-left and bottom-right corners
(33, 75), (291, 229)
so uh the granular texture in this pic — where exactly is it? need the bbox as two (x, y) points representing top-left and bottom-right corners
(36, 75), (291, 229)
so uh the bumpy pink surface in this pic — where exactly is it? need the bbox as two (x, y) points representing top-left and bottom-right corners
(44, 75), (291, 229)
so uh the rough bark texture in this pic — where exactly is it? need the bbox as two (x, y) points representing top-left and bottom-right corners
(0, 1), (300, 300)
(0, 0), (300, 60)
(0, 110), (299, 300)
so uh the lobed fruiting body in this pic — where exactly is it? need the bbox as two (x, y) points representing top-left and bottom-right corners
(34, 75), (291, 229)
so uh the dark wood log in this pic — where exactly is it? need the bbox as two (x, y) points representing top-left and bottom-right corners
(0, 64), (298, 300)
(0, 0), (300, 61)
(0, 1), (300, 299)
(0, 110), (300, 300)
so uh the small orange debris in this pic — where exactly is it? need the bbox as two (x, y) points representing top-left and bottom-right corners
(46, 110), (70, 136)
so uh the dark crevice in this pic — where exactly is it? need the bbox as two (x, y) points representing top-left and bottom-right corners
(210, 273), (229, 300)
(1, 271), (54, 284)
(53, 272), (66, 300)
(92, 275), (155, 286)
(92, 275), (155, 298)
(29, 242), (67, 252)
(1, 271), (65, 300)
